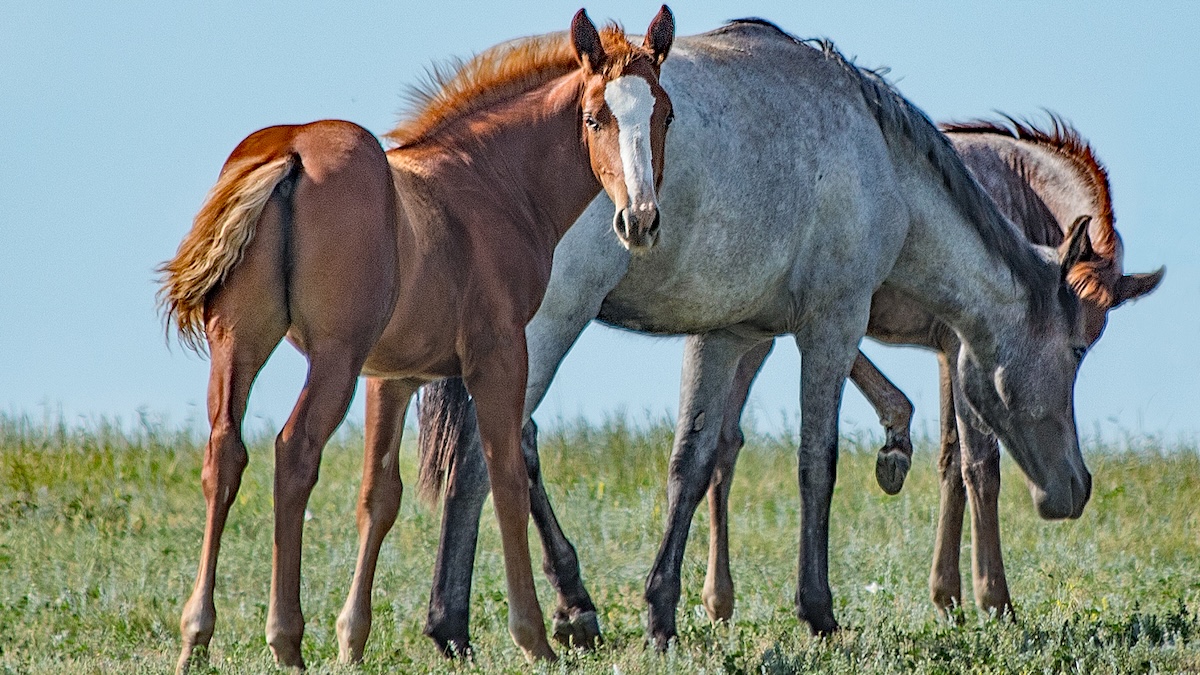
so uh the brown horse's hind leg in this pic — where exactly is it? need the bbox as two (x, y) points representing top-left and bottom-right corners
(337, 377), (417, 663)
(929, 353), (965, 617)
(702, 339), (772, 623)
(177, 200), (290, 675)
(265, 348), (364, 668)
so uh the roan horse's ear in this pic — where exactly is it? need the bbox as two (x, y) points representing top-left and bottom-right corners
(572, 9), (606, 73)
(1112, 266), (1166, 307)
(1060, 215), (1095, 279)
(643, 5), (675, 66)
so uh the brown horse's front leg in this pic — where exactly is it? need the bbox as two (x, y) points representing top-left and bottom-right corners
(466, 347), (555, 661)
(848, 351), (914, 495)
(337, 377), (417, 663)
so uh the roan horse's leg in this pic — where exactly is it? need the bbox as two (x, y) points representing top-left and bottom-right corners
(645, 331), (758, 649)
(848, 351), (915, 495)
(177, 201), (290, 675)
(953, 383), (1013, 617)
(929, 352), (966, 614)
(701, 339), (773, 623)
(425, 307), (602, 654)
(791, 321), (864, 635)
(337, 377), (418, 663)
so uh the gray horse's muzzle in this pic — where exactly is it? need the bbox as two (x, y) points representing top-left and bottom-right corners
(614, 203), (661, 251)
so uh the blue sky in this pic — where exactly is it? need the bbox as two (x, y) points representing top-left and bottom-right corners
(1, 1), (1196, 443)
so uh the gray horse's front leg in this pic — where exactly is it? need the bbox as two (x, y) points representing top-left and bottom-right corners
(792, 324), (863, 635)
(645, 331), (759, 650)
(847, 351), (914, 494)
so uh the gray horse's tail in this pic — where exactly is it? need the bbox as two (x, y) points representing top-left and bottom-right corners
(416, 377), (475, 506)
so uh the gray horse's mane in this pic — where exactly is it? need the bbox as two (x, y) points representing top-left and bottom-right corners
(726, 19), (1060, 321)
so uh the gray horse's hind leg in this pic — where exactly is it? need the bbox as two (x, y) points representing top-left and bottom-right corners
(702, 339), (774, 622)
(645, 331), (759, 650)
(848, 351), (914, 494)
(424, 403), (488, 657)
(426, 301), (604, 654)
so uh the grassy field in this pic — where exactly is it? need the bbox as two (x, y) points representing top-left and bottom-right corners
(1, 412), (1198, 674)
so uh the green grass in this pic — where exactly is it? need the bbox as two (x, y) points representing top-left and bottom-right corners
(1, 411), (1198, 673)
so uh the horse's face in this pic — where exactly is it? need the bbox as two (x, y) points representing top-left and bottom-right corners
(572, 6), (674, 251)
(956, 220), (1097, 522)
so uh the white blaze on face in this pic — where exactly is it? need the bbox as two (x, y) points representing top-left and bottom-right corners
(603, 75), (658, 209)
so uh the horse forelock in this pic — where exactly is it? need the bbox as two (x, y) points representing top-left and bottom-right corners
(385, 24), (646, 148)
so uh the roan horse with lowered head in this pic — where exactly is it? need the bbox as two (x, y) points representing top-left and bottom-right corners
(415, 20), (1098, 653)
(695, 116), (1165, 628)
(157, 7), (674, 670)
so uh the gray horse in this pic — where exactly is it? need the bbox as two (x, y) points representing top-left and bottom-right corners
(410, 20), (1093, 653)
(695, 117), (1165, 629)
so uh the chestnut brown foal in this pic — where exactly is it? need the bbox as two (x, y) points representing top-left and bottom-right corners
(158, 8), (674, 671)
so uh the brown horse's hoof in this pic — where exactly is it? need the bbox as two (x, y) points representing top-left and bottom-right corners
(551, 608), (601, 650)
(875, 447), (911, 495)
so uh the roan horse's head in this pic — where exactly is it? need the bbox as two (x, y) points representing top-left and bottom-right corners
(572, 6), (674, 251)
(956, 218), (1101, 521)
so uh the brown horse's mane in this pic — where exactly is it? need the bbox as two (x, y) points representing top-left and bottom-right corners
(941, 116), (1123, 307)
(386, 25), (640, 148)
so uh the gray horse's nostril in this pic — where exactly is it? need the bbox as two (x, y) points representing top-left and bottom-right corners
(650, 210), (661, 233)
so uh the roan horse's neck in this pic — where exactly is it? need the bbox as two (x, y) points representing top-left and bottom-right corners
(885, 173), (1052, 358)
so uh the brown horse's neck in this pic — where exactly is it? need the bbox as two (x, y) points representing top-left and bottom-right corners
(396, 71), (602, 250)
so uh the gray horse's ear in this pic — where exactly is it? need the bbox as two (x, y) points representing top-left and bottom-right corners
(643, 5), (675, 66)
(1112, 266), (1166, 307)
(572, 9), (607, 73)
(1060, 215), (1094, 278)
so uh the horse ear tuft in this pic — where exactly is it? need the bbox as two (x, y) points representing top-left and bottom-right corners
(571, 9), (606, 73)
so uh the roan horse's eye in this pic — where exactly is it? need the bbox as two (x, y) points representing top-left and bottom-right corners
(1072, 346), (1087, 364)
(583, 113), (600, 131)
(665, 111), (675, 128)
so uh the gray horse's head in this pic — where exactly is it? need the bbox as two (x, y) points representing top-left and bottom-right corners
(955, 218), (1097, 520)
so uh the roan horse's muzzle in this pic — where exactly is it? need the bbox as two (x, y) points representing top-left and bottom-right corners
(614, 202), (661, 250)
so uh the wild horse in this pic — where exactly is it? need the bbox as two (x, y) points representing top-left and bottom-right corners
(416, 20), (1104, 652)
(158, 8), (675, 670)
(698, 117), (1165, 626)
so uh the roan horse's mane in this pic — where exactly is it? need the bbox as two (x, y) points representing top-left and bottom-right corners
(386, 25), (640, 148)
(941, 116), (1122, 307)
(727, 19), (1063, 320)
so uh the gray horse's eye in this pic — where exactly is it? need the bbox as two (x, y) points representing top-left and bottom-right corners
(1072, 346), (1087, 363)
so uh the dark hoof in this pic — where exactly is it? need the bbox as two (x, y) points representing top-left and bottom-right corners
(425, 624), (472, 659)
(875, 447), (911, 495)
(551, 608), (601, 650)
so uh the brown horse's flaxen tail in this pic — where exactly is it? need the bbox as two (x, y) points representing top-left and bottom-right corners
(156, 153), (298, 353)
(416, 377), (475, 506)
